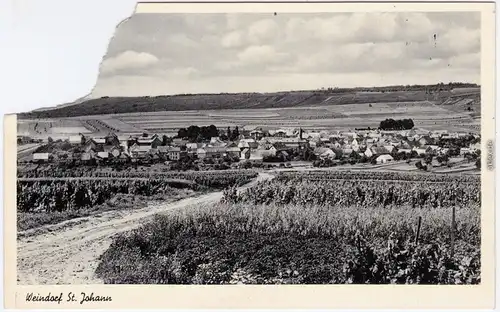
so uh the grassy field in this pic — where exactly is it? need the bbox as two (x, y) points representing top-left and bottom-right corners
(95, 171), (480, 284)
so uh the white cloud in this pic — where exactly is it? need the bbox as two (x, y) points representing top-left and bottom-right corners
(95, 12), (481, 96)
(100, 51), (159, 74)
(170, 67), (200, 78)
(221, 31), (244, 48)
(168, 34), (198, 47)
(247, 18), (279, 44)
(237, 45), (288, 65)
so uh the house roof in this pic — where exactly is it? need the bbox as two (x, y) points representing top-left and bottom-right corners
(376, 154), (394, 160)
(97, 152), (109, 158)
(371, 147), (389, 154)
(197, 147), (227, 153)
(130, 145), (152, 152)
(103, 145), (118, 153)
(137, 137), (160, 144)
(314, 147), (333, 155)
(33, 153), (49, 160)
(69, 135), (82, 143)
(93, 138), (106, 144)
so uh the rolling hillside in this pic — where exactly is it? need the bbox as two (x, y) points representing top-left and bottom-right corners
(18, 84), (479, 119)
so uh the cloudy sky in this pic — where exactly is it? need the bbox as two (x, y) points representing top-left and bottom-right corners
(91, 12), (480, 97)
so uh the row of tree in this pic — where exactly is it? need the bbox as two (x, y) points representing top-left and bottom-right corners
(176, 125), (219, 142)
(176, 125), (241, 142)
(379, 118), (415, 130)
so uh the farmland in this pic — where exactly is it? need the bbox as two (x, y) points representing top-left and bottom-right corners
(16, 169), (258, 231)
(17, 90), (481, 140)
(94, 170), (480, 284)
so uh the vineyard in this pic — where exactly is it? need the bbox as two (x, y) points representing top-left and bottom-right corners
(224, 172), (480, 208)
(17, 167), (258, 189)
(96, 171), (481, 285)
(16, 169), (257, 231)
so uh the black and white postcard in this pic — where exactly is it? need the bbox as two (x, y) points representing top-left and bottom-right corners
(3, 1), (496, 310)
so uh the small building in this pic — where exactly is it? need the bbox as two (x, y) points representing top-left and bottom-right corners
(197, 147), (227, 159)
(314, 147), (336, 159)
(33, 153), (50, 162)
(469, 142), (481, 152)
(398, 148), (412, 155)
(460, 148), (472, 156)
(240, 148), (250, 160)
(342, 148), (354, 157)
(384, 145), (396, 153)
(17, 135), (33, 145)
(97, 151), (109, 159)
(81, 151), (94, 161)
(172, 138), (189, 147)
(238, 139), (259, 150)
(418, 136), (431, 147)
(371, 146), (389, 156)
(104, 145), (121, 157)
(413, 147), (427, 156)
(250, 129), (264, 140)
(129, 144), (152, 158)
(226, 146), (242, 158)
(376, 154), (394, 164)
(136, 136), (162, 149)
(363, 148), (373, 158)
(69, 135), (84, 145)
(162, 147), (185, 160)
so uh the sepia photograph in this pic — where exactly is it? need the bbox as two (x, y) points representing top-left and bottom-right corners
(3, 1), (497, 309)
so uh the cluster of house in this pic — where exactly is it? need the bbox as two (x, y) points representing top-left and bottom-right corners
(303, 128), (480, 164)
(27, 127), (481, 165)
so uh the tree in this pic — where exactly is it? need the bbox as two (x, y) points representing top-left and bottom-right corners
(208, 125), (218, 138)
(232, 126), (240, 140)
(226, 127), (232, 140)
(162, 135), (169, 146)
(47, 137), (53, 143)
(437, 154), (449, 165)
(475, 158), (481, 169)
(350, 150), (361, 160)
(177, 128), (188, 139)
(424, 154), (433, 164)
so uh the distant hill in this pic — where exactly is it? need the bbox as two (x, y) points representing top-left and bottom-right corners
(31, 93), (93, 112)
(19, 83), (479, 119)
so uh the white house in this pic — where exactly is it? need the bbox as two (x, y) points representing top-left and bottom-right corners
(376, 154), (394, 164)
(33, 153), (50, 161)
(460, 148), (472, 155)
(69, 135), (83, 145)
(412, 147), (427, 156)
(97, 151), (109, 159)
(469, 142), (481, 151)
(314, 147), (336, 159)
(384, 145), (395, 153)
(364, 148), (373, 158)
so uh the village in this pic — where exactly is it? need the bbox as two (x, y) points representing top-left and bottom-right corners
(17, 123), (481, 172)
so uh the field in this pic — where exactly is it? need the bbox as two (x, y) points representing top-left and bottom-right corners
(94, 170), (480, 284)
(17, 92), (480, 139)
(16, 168), (258, 231)
(17, 119), (92, 139)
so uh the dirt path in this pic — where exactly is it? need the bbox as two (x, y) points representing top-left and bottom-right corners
(17, 172), (273, 285)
